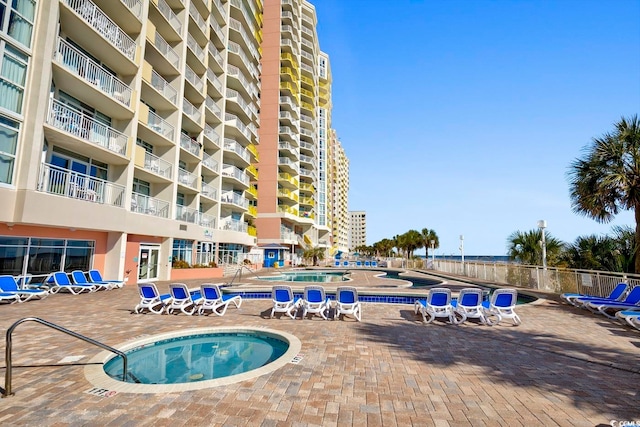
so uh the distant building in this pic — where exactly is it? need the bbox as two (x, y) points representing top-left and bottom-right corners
(348, 211), (366, 251)
(331, 132), (349, 254)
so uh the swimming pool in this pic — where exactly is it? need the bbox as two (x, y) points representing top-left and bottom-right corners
(85, 327), (302, 393)
(257, 271), (349, 283)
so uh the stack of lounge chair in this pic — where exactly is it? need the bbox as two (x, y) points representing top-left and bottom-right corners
(561, 282), (640, 329)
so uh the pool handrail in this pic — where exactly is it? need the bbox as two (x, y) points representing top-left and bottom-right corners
(3, 317), (127, 397)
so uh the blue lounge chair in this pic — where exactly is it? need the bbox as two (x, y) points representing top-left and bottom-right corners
(482, 289), (521, 326)
(452, 288), (494, 325)
(355, 260), (362, 267)
(166, 283), (202, 315)
(0, 275), (48, 302)
(562, 283), (628, 307)
(364, 261), (371, 267)
(198, 283), (242, 316)
(49, 272), (96, 295)
(585, 286), (640, 319)
(371, 261), (378, 267)
(71, 270), (112, 291)
(0, 290), (20, 304)
(334, 260), (340, 267)
(134, 283), (169, 314)
(301, 285), (331, 320)
(414, 288), (456, 324)
(334, 286), (361, 321)
(88, 269), (124, 289)
(271, 285), (300, 319)
(342, 261), (349, 268)
(615, 309), (640, 330)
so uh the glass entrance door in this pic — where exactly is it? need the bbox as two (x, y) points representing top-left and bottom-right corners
(138, 245), (159, 282)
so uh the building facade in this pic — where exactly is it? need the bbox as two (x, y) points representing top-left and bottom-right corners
(0, 0), (263, 284)
(348, 210), (366, 251)
(330, 130), (349, 254)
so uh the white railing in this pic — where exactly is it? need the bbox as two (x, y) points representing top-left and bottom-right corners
(207, 68), (224, 94)
(47, 98), (127, 155)
(180, 133), (201, 156)
(205, 96), (222, 119)
(149, 68), (177, 104)
(188, 1), (207, 30)
(131, 192), (169, 218)
(143, 151), (172, 178)
(224, 113), (251, 141)
(183, 98), (202, 123)
(204, 124), (221, 147)
(431, 259), (640, 295)
(226, 64), (258, 100)
(147, 110), (174, 140)
(187, 34), (206, 64)
(201, 183), (218, 200)
(223, 138), (250, 163)
(63, 0), (135, 61)
(199, 212), (216, 228)
(178, 168), (197, 188)
(202, 152), (219, 172)
(175, 204), (199, 223)
(208, 44), (224, 69)
(226, 88), (253, 119)
(38, 163), (126, 207)
(221, 164), (249, 186)
(54, 38), (132, 107)
(209, 15), (226, 44)
(157, 0), (181, 34)
(152, 31), (179, 69)
(221, 192), (248, 209)
(185, 65), (204, 92)
(278, 157), (299, 172)
(121, 0), (142, 19)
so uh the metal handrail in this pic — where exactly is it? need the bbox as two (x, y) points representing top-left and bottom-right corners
(227, 265), (260, 286)
(3, 317), (127, 397)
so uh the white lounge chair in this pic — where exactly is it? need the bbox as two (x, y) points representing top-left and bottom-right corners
(271, 285), (300, 319)
(88, 269), (124, 289)
(166, 283), (202, 315)
(134, 283), (169, 314)
(616, 309), (640, 330)
(452, 288), (495, 325)
(482, 289), (521, 326)
(301, 285), (331, 320)
(561, 282), (628, 307)
(334, 286), (361, 322)
(414, 288), (456, 324)
(49, 271), (96, 295)
(0, 275), (48, 302)
(584, 286), (640, 319)
(71, 270), (112, 291)
(198, 283), (242, 316)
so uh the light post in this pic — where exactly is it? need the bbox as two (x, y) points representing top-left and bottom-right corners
(430, 239), (435, 269)
(459, 235), (465, 275)
(537, 220), (547, 268)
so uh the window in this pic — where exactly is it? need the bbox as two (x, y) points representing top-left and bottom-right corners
(1, 0), (36, 48)
(0, 44), (28, 114)
(172, 239), (193, 263)
(132, 177), (150, 196)
(0, 114), (18, 183)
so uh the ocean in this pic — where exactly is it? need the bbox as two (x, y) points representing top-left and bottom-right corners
(424, 255), (511, 263)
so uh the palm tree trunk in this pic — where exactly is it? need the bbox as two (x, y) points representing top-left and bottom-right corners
(635, 206), (640, 274)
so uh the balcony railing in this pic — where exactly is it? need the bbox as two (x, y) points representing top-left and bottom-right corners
(54, 38), (132, 107)
(47, 98), (127, 155)
(221, 192), (248, 209)
(221, 218), (248, 232)
(121, 0), (143, 19)
(180, 133), (201, 156)
(142, 151), (172, 178)
(221, 164), (249, 186)
(152, 31), (179, 69)
(187, 34), (206, 64)
(63, 0), (135, 61)
(131, 192), (169, 218)
(185, 65), (204, 92)
(183, 98), (202, 123)
(147, 110), (174, 140)
(205, 96), (222, 120)
(149, 68), (177, 104)
(178, 168), (198, 188)
(38, 163), (126, 207)
(225, 113), (251, 141)
(175, 204), (199, 223)
(204, 124), (221, 147)
(199, 212), (216, 228)
(209, 15), (226, 44)
(156, 0), (181, 34)
(208, 44), (224, 69)
(223, 139), (250, 163)
(189, 1), (207, 30)
(201, 183), (218, 200)
(202, 152), (219, 172)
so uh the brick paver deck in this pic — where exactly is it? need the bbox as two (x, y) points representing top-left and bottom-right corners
(0, 269), (638, 426)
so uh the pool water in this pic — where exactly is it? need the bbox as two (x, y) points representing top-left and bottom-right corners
(258, 271), (348, 283)
(103, 332), (289, 384)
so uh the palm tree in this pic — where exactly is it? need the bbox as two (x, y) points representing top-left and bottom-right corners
(420, 228), (439, 259)
(302, 246), (325, 266)
(507, 229), (564, 266)
(561, 234), (619, 271)
(568, 115), (640, 272)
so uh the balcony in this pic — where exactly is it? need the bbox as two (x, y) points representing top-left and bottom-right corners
(144, 108), (175, 141)
(278, 157), (299, 174)
(221, 192), (248, 209)
(205, 96), (222, 122)
(52, 38), (133, 118)
(38, 163), (126, 207)
(188, 1), (208, 43)
(208, 43), (224, 73)
(182, 98), (202, 130)
(207, 69), (224, 97)
(202, 152), (219, 173)
(221, 218), (247, 233)
(147, 24), (180, 74)
(221, 164), (249, 187)
(151, 0), (182, 40)
(131, 192), (170, 218)
(277, 188), (298, 202)
(45, 98), (128, 158)
(209, 14), (226, 45)
(278, 172), (298, 188)
(180, 133), (201, 158)
(61, 0), (137, 73)
(223, 139), (250, 165)
(184, 65), (205, 101)
(199, 212), (216, 228)
(178, 168), (198, 189)
(201, 183), (218, 200)
(204, 124), (221, 148)
(186, 34), (206, 74)
(175, 204), (200, 224)
(224, 113), (251, 143)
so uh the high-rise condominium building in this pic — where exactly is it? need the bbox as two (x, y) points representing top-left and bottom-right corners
(331, 130), (349, 253)
(0, 0), (263, 284)
(348, 211), (366, 251)
(256, 0), (337, 263)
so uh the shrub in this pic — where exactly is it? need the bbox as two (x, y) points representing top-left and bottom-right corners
(172, 259), (190, 269)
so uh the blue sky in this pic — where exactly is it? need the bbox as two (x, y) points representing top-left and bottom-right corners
(312, 0), (640, 256)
